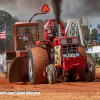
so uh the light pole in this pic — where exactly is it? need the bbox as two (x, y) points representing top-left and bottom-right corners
(79, 16), (83, 24)
(87, 20), (89, 29)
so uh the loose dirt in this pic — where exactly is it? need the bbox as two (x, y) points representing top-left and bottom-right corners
(0, 73), (100, 100)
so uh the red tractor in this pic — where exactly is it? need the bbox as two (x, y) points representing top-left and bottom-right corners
(29, 19), (95, 84)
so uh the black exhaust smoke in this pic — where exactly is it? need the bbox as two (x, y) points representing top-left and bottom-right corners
(51, 0), (63, 24)
(51, 0), (63, 38)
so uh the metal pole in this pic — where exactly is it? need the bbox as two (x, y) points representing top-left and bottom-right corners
(98, 26), (99, 46)
(87, 20), (88, 29)
(29, 12), (46, 48)
(98, 34), (99, 46)
(5, 23), (6, 52)
(5, 23), (7, 76)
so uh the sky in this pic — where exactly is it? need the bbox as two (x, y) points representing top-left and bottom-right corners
(0, 0), (100, 29)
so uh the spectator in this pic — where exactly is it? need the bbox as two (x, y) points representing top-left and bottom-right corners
(0, 64), (3, 73)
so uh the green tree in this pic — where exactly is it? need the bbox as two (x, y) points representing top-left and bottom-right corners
(0, 10), (12, 25)
(90, 28), (98, 38)
(82, 25), (90, 37)
(0, 10), (20, 53)
(82, 25), (98, 41)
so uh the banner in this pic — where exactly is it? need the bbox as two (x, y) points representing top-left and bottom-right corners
(0, 24), (6, 39)
(89, 24), (92, 34)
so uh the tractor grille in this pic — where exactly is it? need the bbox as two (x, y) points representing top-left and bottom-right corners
(62, 45), (77, 55)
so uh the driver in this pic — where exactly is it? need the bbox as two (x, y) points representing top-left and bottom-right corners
(23, 28), (32, 43)
(49, 26), (57, 43)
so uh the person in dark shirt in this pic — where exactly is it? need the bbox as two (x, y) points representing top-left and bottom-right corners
(23, 28), (32, 43)
(49, 26), (57, 43)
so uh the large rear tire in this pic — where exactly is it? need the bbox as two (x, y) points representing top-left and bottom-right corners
(28, 47), (49, 84)
(78, 45), (95, 82)
(78, 45), (86, 81)
(86, 53), (95, 82)
(85, 62), (92, 82)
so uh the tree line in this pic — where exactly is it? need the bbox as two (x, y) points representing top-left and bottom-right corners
(0, 10), (98, 53)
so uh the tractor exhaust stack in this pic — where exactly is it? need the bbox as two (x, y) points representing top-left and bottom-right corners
(57, 24), (61, 38)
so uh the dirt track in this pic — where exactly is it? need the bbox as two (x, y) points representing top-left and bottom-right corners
(0, 73), (100, 100)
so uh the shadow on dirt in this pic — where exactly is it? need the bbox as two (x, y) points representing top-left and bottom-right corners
(94, 79), (100, 82)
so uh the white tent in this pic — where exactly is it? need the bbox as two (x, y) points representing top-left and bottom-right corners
(0, 55), (4, 65)
(87, 46), (100, 57)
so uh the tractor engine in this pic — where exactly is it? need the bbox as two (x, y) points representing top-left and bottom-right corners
(53, 37), (86, 67)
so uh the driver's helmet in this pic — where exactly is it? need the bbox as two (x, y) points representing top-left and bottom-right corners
(52, 26), (57, 33)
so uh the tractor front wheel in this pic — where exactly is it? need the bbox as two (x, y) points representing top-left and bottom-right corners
(47, 64), (57, 84)
(50, 64), (57, 84)
(47, 65), (53, 84)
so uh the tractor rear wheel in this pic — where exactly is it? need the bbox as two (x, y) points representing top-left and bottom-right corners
(85, 62), (92, 82)
(28, 47), (49, 84)
(78, 45), (86, 81)
(85, 53), (95, 82)
(78, 45), (95, 82)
